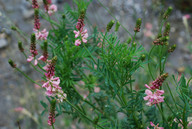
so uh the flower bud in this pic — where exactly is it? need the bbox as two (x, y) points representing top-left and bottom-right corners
(163, 23), (170, 36)
(132, 42), (137, 47)
(62, 14), (66, 19)
(18, 41), (24, 52)
(140, 54), (146, 61)
(32, 0), (39, 9)
(48, 99), (56, 126)
(115, 21), (120, 32)
(106, 20), (115, 32)
(127, 37), (132, 44)
(11, 26), (17, 31)
(163, 7), (173, 19)
(51, 56), (57, 65)
(34, 8), (40, 30)
(134, 18), (142, 32)
(8, 59), (16, 68)
(168, 44), (176, 53)
(64, 35), (68, 40)
(31, 33), (36, 44)
(80, 9), (86, 19)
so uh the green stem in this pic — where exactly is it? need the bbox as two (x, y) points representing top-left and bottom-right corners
(15, 68), (41, 86)
(52, 125), (55, 129)
(66, 100), (104, 129)
(166, 83), (179, 111)
(157, 104), (170, 129)
(164, 99), (184, 127)
(148, 46), (155, 80)
(83, 44), (97, 65)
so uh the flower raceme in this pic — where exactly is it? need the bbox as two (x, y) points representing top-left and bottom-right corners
(145, 73), (168, 90)
(143, 73), (168, 106)
(42, 57), (67, 102)
(74, 29), (88, 46)
(27, 33), (39, 65)
(143, 89), (164, 106)
(73, 10), (88, 46)
(42, 0), (57, 16)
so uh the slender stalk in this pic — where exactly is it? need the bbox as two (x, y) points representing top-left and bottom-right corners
(157, 104), (170, 129)
(148, 46), (155, 80)
(66, 100), (104, 129)
(166, 83), (179, 111)
(15, 68), (41, 86)
(52, 125), (55, 129)
(164, 99), (184, 126)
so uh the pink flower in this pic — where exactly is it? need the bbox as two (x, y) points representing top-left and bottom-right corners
(43, 60), (55, 78)
(38, 55), (47, 62)
(74, 30), (80, 38)
(27, 56), (38, 65)
(183, 14), (191, 19)
(76, 18), (85, 32)
(48, 4), (57, 16)
(47, 0), (52, 4)
(147, 122), (164, 129)
(14, 107), (24, 112)
(94, 87), (100, 93)
(174, 118), (192, 129)
(57, 90), (67, 102)
(42, 77), (61, 96)
(82, 29), (88, 43)
(145, 23), (153, 30)
(143, 89), (164, 106)
(34, 28), (49, 40)
(73, 29), (88, 45)
(75, 39), (81, 46)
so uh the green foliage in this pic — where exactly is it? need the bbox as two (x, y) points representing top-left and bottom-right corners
(11, 0), (192, 129)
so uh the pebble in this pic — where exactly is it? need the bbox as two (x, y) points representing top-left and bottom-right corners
(0, 38), (8, 48)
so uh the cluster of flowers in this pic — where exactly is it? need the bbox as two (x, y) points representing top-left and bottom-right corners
(32, 0), (57, 41)
(28, 1), (66, 126)
(143, 73), (168, 106)
(42, 0), (57, 16)
(147, 122), (164, 129)
(73, 10), (88, 46)
(42, 57), (67, 102)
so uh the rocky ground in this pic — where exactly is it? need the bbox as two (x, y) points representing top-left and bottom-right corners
(0, 0), (192, 129)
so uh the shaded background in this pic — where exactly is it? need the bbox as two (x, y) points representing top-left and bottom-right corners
(0, 0), (192, 128)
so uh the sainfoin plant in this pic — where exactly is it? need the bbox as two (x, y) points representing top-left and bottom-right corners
(8, 0), (192, 129)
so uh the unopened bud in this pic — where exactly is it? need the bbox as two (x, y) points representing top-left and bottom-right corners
(106, 20), (115, 32)
(132, 42), (137, 47)
(115, 21), (120, 32)
(168, 44), (176, 53)
(163, 23), (170, 36)
(31, 33), (36, 44)
(18, 41), (24, 52)
(8, 59), (16, 68)
(134, 18), (142, 32)
(51, 56), (57, 65)
(163, 7), (173, 19)
(11, 26), (17, 31)
(127, 37), (132, 44)
(62, 14), (66, 19)
(140, 54), (146, 61)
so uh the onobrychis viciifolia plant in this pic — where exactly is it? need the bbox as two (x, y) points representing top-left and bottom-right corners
(9, 0), (192, 129)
